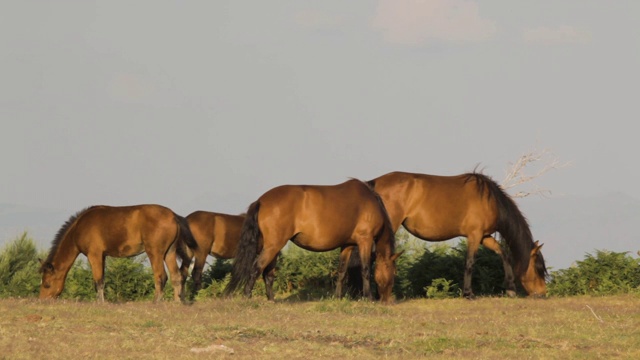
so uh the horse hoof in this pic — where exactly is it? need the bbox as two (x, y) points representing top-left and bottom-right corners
(506, 290), (517, 298)
(464, 293), (476, 300)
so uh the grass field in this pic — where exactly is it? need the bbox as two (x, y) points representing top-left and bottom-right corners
(1, 295), (638, 359)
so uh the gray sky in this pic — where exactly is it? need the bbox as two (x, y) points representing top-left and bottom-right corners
(2, 2), (639, 249)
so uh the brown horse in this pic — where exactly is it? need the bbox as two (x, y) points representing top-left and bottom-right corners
(179, 211), (245, 296)
(39, 204), (197, 302)
(364, 171), (548, 298)
(224, 179), (401, 304)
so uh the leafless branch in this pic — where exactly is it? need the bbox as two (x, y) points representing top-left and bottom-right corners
(586, 305), (604, 323)
(501, 148), (570, 198)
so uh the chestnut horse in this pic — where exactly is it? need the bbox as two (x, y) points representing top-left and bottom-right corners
(224, 179), (400, 303)
(39, 204), (197, 302)
(180, 211), (245, 296)
(364, 171), (548, 298)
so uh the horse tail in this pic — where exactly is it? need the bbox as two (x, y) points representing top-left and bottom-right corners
(174, 213), (198, 264)
(470, 173), (548, 279)
(224, 200), (261, 296)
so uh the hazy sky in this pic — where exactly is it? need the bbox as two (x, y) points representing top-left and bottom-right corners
(2, 1), (639, 220)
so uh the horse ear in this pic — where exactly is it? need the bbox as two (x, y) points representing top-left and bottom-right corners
(391, 250), (404, 262)
(41, 262), (54, 273)
(531, 242), (544, 256)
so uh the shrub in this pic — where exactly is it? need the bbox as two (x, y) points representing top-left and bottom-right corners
(61, 255), (156, 302)
(393, 236), (506, 299)
(425, 278), (459, 299)
(275, 246), (340, 300)
(548, 250), (640, 296)
(0, 232), (43, 298)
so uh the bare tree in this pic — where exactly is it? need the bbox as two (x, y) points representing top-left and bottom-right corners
(501, 148), (570, 198)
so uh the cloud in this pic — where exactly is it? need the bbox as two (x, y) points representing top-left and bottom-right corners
(294, 9), (345, 30)
(108, 73), (152, 103)
(372, 0), (497, 45)
(523, 25), (591, 45)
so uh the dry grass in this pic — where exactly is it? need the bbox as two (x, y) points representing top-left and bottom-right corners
(1, 295), (639, 359)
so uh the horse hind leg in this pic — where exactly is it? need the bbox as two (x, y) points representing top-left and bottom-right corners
(262, 253), (279, 301)
(147, 251), (168, 303)
(335, 246), (354, 299)
(245, 245), (281, 298)
(355, 241), (373, 301)
(463, 234), (482, 300)
(481, 236), (516, 297)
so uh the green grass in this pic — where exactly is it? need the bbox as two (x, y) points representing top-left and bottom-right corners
(1, 295), (638, 359)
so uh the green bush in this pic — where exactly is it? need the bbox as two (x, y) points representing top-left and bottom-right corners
(60, 259), (96, 300)
(61, 256), (156, 302)
(104, 256), (156, 302)
(425, 278), (459, 299)
(393, 234), (507, 299)
(548, 250), (640, 296)
(275, 246), (340, 300)
(0, 233), (44, 298)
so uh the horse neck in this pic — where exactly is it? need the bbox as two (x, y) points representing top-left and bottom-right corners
(50, 233), (81, 274)
(374, 231), (394, 260)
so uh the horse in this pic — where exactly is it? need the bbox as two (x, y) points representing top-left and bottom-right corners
(363, 171), (548, 298)
(39, 204), (198, 302)
(223, 178), (401, 304)
(179, 211), (245, 296)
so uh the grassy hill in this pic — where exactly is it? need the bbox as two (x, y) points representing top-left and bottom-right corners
(2, 295), (638, 359)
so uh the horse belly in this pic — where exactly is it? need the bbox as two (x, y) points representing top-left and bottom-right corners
(106, 242), (145, 257)
(402, 217), (462, 242)
(290, 232), (345, 252)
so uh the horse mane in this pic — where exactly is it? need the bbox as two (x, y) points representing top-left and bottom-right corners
(358, 178), (396, 256)
(463, 171), (548, 279)
(40, 206), (96, 271)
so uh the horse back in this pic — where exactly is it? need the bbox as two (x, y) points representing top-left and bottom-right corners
(187, 210), (244, 259)
(257, 179), (385, 247)
(372, 172), (497, 238)
(74, 204), (177, 257)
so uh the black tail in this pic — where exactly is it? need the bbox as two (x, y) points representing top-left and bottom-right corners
(174, 214), (198, 264)
(469, 173), (548, 279)
(224, 200), (261, 296)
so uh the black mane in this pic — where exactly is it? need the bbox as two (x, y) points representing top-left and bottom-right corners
(40, 206), (94, 271)
(463, 171), (548, 279)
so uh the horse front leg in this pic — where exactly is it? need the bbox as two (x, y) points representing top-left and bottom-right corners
(164, 246), (185, 303)
(88, 253), (106, 302)
(481, 236), (516, 297)
(147, 251), (168, 303)
(335, 246), (354, 299)
(190, 254), (207, 297)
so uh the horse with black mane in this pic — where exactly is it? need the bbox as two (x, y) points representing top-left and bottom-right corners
(39, 204), (197, 302)
(360, 171), (547, 298)
(224, 178), (401, 304)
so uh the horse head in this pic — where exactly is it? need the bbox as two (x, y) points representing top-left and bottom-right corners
(374, 251), (402, 304)
(39, 261), (65, 299)
(519, 241), (547, 298)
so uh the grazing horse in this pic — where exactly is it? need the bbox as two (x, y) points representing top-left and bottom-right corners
(224, 179), (400, 304)
(39, 204), (197, 302)
(179, 211), (245, 296)
(364, 171), (548, 298)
